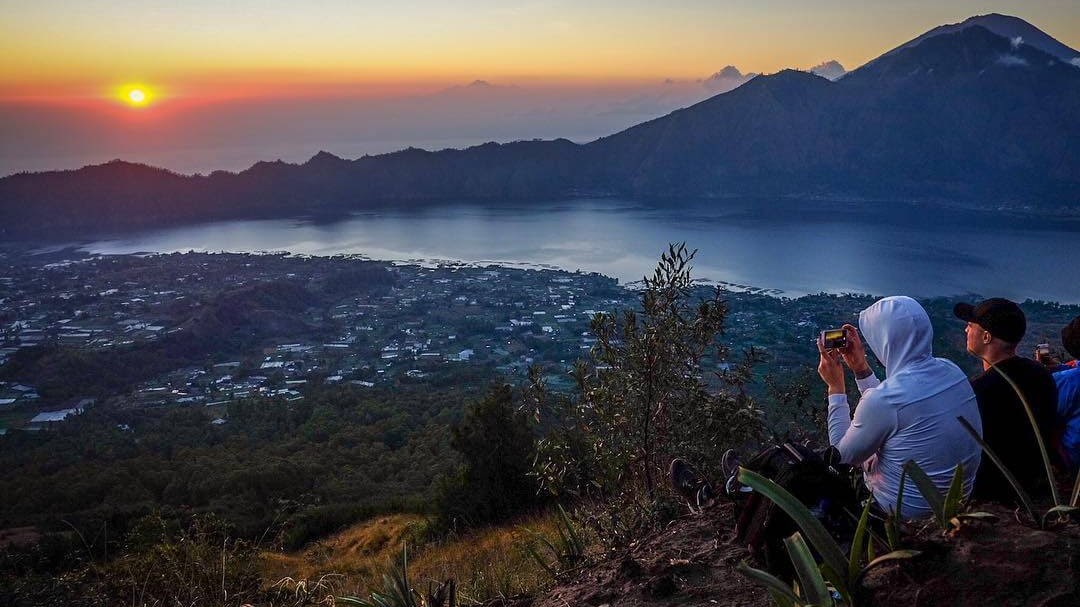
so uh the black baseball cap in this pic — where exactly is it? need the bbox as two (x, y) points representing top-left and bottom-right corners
(1063, 315), (1080, 359)
(954, 298), (1026, 344)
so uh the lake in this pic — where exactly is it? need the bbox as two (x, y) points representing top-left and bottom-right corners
(78, 198), (1080, 303)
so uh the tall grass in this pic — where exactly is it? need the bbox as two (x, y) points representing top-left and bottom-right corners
(263, 510), (581, 605)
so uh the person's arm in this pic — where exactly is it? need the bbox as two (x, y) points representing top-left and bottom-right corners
(827, 393), (895, 466)
(818, 327), (893, 464)
(855, 371), (880, 393)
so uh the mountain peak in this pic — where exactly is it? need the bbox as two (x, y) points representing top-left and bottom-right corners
(849, 24), (1079, 83)
(305, 150), (344, 165)
(873, 13), (1080, 66)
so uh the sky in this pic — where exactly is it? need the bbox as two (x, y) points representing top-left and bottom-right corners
(1, 1), (1078, 175)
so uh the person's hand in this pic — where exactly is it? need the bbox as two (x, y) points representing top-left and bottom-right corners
(838, 323), (872, 378)
(1034, 348), (1060, 367)
(817, 334), (846, 395)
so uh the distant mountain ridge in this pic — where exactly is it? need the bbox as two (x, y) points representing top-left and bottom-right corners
(2, 16), (1079, 236)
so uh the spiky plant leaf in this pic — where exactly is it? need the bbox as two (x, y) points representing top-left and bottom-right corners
(942, 462), (965, 526)
(885, 469), (907, 550)
(902, 460), (945, 527)
(1041, 505), (1080, 528)
(737, 467), (849, 600)
(957, 415), (1037, 523)
(736, 561), (802, 605)
(955, 512), (998, 522)
(848, 499), (872, 584)
(855, 550), (921, 585)
(785, 533), (831, 606)
(986, 361), (1060, 505)
(767, 588), (801, 607)
(1071, 468), (1080, 507)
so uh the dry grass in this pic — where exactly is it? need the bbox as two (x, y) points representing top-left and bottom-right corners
(261, 511), (575, 605)
(261, 514), (427, 590)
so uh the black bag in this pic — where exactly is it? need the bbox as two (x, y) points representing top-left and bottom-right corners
(733, 443), (860, 577)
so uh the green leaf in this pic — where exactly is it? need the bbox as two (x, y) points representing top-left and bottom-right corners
(1071, 467), (1080, 507)
(736, 560), (802, 604)
(848, 499), (872, 585)
(943, 462), (965, 524)
(767, 589), (800, 607)
(785, 533), (831, 606)
(957, 415), (1038, 523)
(902, 460), (946, 527)
(738, 467), (850, 600)
(955, 511), (998, 522)
(987, 362), (1061, 506)
(886, 469), (907, 550)
(856, 549), (921, 584)
(1040, 505), (1080, 528)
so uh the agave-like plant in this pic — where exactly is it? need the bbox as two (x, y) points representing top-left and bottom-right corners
(957, 415), (1079, 528)
(901, 459), (999, 532)
(523, 504), (587, 581)
(338, 546), (420, 607)
(735, 467), (919, 606)
(948, 359), (1080, 528)
(985, 361), (1061, 504)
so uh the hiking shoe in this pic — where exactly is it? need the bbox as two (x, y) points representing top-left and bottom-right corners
(669, 458), (716, 511)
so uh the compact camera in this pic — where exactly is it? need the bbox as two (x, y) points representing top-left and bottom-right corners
(821, 329), (847, 350)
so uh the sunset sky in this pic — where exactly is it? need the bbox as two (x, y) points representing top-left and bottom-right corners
(1, 1), (1078, 174)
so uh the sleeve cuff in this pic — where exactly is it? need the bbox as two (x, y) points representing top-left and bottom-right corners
(828, 394), (849, 409)
(855, 373), (880, 393)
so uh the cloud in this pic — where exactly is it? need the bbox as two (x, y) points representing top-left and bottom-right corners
(809, 60), (847, 81)
(997, 54), (1029, 67)
(1071, 57), (1080, 68)
(1010, 36), (1023, 50)
(701, 66), (756, 93)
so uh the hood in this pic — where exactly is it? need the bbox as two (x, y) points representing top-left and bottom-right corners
(859, 296), (934, 377)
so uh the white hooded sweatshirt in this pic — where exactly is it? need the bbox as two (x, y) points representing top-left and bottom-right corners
(827, 296), (982, 518)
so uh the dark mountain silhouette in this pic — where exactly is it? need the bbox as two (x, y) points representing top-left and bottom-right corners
(580, 25), (1080, 200)
(877, 13), (1080, 64)
(2, 18), (1079, 236)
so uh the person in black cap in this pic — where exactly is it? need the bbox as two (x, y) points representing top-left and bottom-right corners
(954, 297), (1060, 502)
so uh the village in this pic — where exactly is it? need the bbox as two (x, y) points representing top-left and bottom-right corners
(0, 247), (641, 430)
(4, 245), (1029, 436)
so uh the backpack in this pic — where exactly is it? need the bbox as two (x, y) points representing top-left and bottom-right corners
(733, 443), (860, 578)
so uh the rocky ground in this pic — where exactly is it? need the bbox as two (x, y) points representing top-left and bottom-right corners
(498, 500), (1080, 607)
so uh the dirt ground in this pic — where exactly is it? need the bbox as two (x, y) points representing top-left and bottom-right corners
(505, 501), (1080, 607)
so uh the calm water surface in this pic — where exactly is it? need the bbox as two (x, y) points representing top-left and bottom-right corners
(80, 199), (1080, 303)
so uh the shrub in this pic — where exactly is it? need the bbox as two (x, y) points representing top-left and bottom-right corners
(533, 244), (763, 542)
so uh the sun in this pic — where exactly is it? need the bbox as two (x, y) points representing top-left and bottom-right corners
(116, 84), (154, 107)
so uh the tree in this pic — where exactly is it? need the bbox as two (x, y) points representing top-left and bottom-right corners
(534, 244), (763, 541)
(434, 384), (539, 530)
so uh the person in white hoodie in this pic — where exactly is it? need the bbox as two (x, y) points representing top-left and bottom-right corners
(816, 296), (983, 518)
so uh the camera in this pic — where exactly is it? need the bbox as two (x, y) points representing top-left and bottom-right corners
(1035, 343), (1051, 362)
(821, 329), (847, 350)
